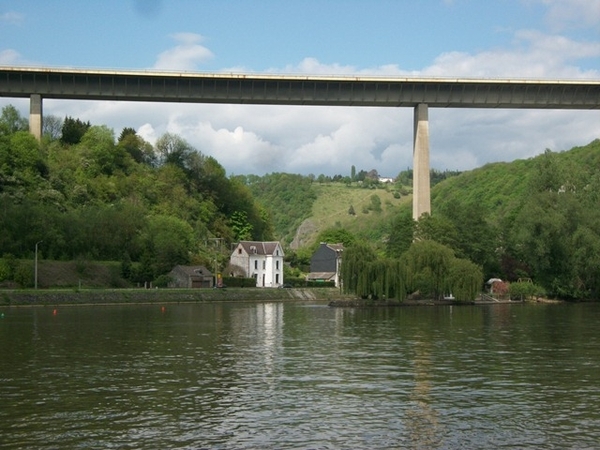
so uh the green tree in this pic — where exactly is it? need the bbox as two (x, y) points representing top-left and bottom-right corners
(140, 215), (195, 277)
(340, 241), (378, 297)
(61, 116), (91, 145)
(79, 125), (131, 176)
(570, 225), (600, 299)
(118, 128), (156, 165)
(402, 240), (455, 300)
(369, 194), (382, 212)
(386, 211), (414, 258)
(509, 189), (578, 298)
(0, 258), (11, 282)
(14, 261), (33, 288)
(439, 201), (499, 278)
(414, 213), (458, 249)
(314, 227), (356, 248)
(0, 131), (47, 194)
(447, 258), (483, 302)
(0, 105), (28, 135)
(155, 132), (194, 166)
(230, 210), (254, 241)
(42, 115), (63, 141)
(509, 280), (544, 301)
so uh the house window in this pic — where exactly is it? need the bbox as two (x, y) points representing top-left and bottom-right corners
(276, 261), (279, 270)
(238, 248), (242, 254)
(262, 260), (266, 270)
(276, 274), (280, 284)
(254, 260), (258, 269)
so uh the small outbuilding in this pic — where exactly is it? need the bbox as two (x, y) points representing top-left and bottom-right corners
(168, 265), (214, 288)
(307, 243), (344, 287)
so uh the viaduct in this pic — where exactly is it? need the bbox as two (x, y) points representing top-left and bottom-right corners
(1, 66), (599, 219)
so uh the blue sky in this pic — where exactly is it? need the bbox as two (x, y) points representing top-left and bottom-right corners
(1, 0), (599, 176)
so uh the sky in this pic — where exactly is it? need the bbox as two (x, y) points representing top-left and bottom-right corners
(1, 0), (599, 177)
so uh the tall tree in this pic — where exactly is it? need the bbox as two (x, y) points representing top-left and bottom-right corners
(386, 211), (414, 258)
(42, 115), (63, 141)
(0, 105), (28, 135)
(117, 129), (155, 165)
(61, 116), (91, 145)
(402, 240), (455, 300)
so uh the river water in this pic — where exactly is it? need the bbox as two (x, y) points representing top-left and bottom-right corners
(1, 301), (599, 449)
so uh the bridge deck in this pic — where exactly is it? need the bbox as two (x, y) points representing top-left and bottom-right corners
(1, 66), (599, 109)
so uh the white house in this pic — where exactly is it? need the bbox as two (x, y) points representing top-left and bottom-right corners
(229, 241), (285, 287)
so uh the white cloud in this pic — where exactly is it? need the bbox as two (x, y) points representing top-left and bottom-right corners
(3, 3), (599, 179)
(275, 57), (409, 77)
(137, 123), (158, 144)
(423, 30), (600, 79)
(0, 11), (24, 24)
(0, 49), (28, 65)
(153, 33), (214, 71)
(535, 0), (600, 30)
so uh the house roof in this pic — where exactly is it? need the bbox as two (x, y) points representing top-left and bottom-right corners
(307, 272), (336, 281)
(171, 265), (213, 277)
(235, 241), (283, 256)
(317, 242), (344, 254)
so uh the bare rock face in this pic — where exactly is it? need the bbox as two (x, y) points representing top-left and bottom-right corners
(290, 219), (319, 250)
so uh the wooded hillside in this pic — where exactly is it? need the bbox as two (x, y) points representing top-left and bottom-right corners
(1, 103), (599, 299)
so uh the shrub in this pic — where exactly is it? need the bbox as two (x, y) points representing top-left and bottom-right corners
(222, 276), (256, 287)
(0, 259), (11, 282)
(509, 281), (544, 300)
(14, 261), (33, 288)
(154, 274), (172, 288)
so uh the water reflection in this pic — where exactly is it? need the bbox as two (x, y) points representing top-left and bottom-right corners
(405, 338), (441, 449)
(1, 302), (600, 449)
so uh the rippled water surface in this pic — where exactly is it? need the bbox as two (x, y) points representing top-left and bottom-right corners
(1, 301), (600, 449)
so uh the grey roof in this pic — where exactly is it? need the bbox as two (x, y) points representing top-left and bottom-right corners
(236, 241), (282, 256)
(324, 243), (344, 252)
(171, 265), (212, 277)
(307, 272), (336, 281)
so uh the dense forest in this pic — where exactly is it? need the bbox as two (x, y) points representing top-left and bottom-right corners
(0, 105), (272, 285)
(1, 103), (599, 300)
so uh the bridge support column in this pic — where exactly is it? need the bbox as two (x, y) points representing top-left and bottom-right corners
(412, 103), (431, 220)
(29, 94), (42, 141)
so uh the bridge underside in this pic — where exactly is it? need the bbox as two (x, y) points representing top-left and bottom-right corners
(2, 66), (599, 220)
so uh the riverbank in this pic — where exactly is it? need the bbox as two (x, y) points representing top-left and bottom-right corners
(1, 288), (569, 308)
(327, 297), (564, 307)
(0, 287), (352, 306)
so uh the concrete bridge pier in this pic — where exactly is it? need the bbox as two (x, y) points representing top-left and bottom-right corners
(29, 94), (42, 140)
(412, 103), (431, 220)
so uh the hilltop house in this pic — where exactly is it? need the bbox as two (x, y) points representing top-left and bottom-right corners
(307, 242), (344, 287)
(168, 265), (213, 288)
(229, 241), (285, 287)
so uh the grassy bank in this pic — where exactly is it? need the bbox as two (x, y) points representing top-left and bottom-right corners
(0, 287), (351, 306)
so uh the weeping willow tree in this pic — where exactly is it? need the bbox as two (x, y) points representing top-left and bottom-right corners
(401, 240), (455, 300)
(383, 258), (408, 301)
(447, 257), (483, 302)
(341, 242), (377, 297)
(341, 239), (482, 301)
(341, 243), (408, 300)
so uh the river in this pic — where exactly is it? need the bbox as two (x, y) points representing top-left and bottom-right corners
(1, 301), (599, 449)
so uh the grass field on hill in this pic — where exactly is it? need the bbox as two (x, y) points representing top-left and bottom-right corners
(291, 183), (411, 248)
